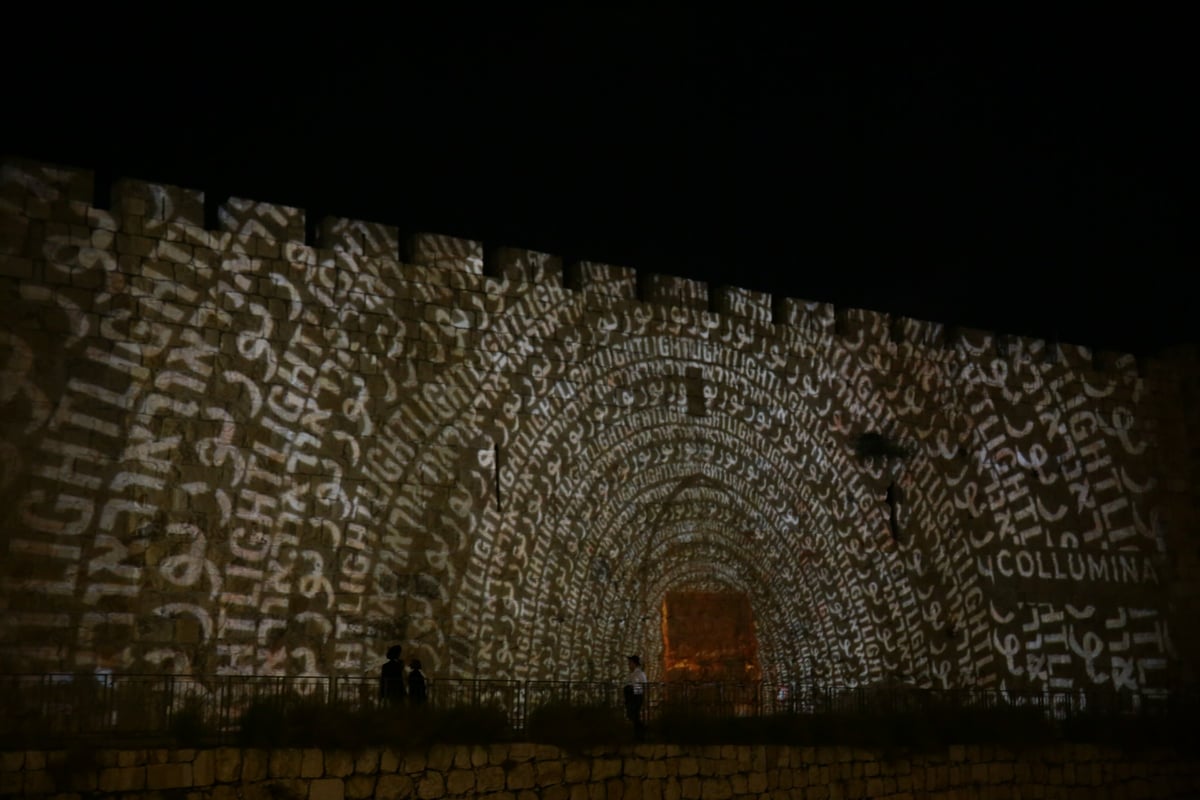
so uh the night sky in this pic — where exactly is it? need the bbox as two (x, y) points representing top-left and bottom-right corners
(4, 10), (1192, 355)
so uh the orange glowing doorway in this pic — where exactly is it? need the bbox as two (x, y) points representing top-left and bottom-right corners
(661, 590), (761, 682)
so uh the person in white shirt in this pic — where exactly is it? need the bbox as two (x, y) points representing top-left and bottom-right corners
(624, 654), (648, 739)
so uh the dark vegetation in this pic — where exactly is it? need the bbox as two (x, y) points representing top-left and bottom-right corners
(14, 691), (1197, 800)
(235, 696), (511, 749)
(5, 685), (1197, 755)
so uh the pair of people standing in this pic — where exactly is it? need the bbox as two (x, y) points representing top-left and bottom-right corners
(380, 644), (427, 705)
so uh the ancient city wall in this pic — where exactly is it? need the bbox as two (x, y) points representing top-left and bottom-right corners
(3, 742), (1199, 799)
(0, 156), (1197, 694)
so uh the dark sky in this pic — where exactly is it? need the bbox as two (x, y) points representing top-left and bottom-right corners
(4, 10), (1193, 354)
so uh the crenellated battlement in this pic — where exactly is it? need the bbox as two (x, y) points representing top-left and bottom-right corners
(0, 155), (1146, 385)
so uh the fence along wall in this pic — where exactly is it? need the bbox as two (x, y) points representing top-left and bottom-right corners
(0, 156), (1197, 694)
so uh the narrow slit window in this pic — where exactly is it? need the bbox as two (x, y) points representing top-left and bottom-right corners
(493, 442), (502, 511)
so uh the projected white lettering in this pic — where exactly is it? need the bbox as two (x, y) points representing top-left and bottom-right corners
(0, 158), (1183, 700)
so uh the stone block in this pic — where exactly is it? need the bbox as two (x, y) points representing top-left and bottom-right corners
(639, 272), (708, 311)
(218, 197), (305, 242)
(243, 749), (269, 782)
(990, 762), (1014, 783)
(256, 779), (303, 799)
(895, 315), (945, 348)
(24, 770), (56, 795)
(0, 772), (22, 796)
(837, 306), (890, 348)
(593, 758), (622, 781)
(375, 773), (414, 800)
(379, 748), (401, 774)
(536, 759), (565, 787)
(147, 762), (193, 790)
(321, 217), (399, 259)
(113, 177), (203, 225)
(776, 297), (835, 332)
(212, 785), (240, 800)
(447, 768), (476, 794)
(191, 750), (215, 786)
(713, 285), (772, 325)
(1, 158), (93, 207)
(0, 752), (23, 772)
(215, 747), (242, 782)
(345, 774), (377, 799)
(354, 748), (380, 774)
(327, 751), (356, 777)
(99, 766), (146, 793)
(310, 777), (346, 800)
(270, 749), (303, 778)
(508, 742), (537, 761)
(417, 772), (445, 799)
(408, 232), (482, 273)
(477, 766), (506, 792)
(450, 745), (473, 769)
(565, 760), (591, 782)
(508, 762), (536, 790)
(701, 777), (732, 799)
(569, 260), (637, 298)
(492, 245), (562, 284)
(301, 748), (323, 778)
(778, 769), (793, 790)
(426, 744), (453, 771)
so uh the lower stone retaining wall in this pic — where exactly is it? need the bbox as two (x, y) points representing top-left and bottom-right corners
(2, 742), (1197, 799)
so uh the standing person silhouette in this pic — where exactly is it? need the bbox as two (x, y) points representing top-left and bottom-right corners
(408, 659), (427, 706)
(380, 645), (406, 705)
(624, 655), (648, 740)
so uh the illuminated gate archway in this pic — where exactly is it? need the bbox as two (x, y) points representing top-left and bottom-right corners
(661, 590), (761, 682)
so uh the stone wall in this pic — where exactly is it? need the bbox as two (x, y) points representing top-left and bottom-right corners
(0, 155), (1198, 694)
(2, 742), (1198, 799)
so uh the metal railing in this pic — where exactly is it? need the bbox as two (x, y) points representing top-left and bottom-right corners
(0, 673), (1186, 746)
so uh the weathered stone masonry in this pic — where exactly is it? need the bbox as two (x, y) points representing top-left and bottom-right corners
(3, 742), (1199, 799)
(0, 156), (1197, 692)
